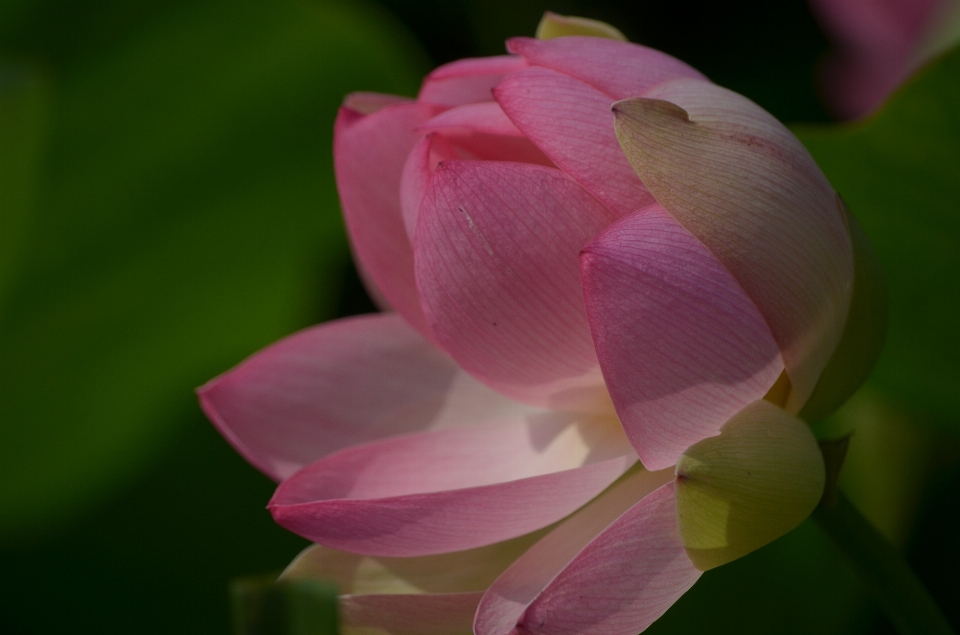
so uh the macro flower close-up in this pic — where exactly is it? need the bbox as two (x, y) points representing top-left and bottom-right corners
(198, 13), (889, 635)
(3, 3), (957, 635)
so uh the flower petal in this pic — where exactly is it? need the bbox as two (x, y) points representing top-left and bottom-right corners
(270, 413), (637, 556)
(535, 12), (628, 41)
(281, 531), (546, 594)
(342, 91), (409, 115)
(418, 55), (528, 106)
(675, 400), (825, 570)
(198, 313), (528, 481)
(418, 102), (555, 166)
(799, 199), (888, 423)
(279, 531), (550, 635)
(580, 205), (784, 470)
(476, 472), (700, 635)
(494, 67), (653, 216)
(506, 36), (706, 100)
(613, 79), (854, 412)
(420, 101), (525, 137)
(414, 160), (616, 411)
(400, 133), (459, 241)
(335, 100), (442, 336)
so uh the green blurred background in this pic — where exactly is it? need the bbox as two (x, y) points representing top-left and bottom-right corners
(0, 0), (957, 633)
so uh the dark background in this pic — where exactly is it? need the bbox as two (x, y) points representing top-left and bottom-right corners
(1, 0), (957, 633)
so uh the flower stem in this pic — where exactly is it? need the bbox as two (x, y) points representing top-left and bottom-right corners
(812, 492), (955, 635)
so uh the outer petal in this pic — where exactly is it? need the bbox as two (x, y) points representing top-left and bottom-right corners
(334, 99), (441, 336)
(414, 160), (616, 412)
(342, 91), (409, 115)
(418, 55), (528, 106)
(281, 532), (547, 635)
(675, 400), (825, 571)
(613, 79), (854, 412)
(580, 205), (784, 470)
(198, 313), (528, 481)
(476, 472), (700, 635)
(506, 36), (706, 100)
(495, 67), (653, 216)
(419, 101), (525, 137)
(418, 102), (555, 166)
(400, 133), (459, 241)
(269, 412), (637, 556)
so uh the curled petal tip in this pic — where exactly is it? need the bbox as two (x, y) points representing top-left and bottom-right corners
(611, 97), (690, 122)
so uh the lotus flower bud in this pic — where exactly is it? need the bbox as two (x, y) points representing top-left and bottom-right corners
(200, 14), (887, 635)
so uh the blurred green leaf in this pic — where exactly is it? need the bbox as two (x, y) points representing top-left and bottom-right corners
(0, 0), (429, 541)
(231, 576), (338, 635)
(794, 45), (960, 432)
(0, 63), (49, 304)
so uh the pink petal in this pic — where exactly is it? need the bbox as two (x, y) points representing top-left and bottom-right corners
(580, 205), (784, 470)
(419, 102), (555, 166)
(414, 160), (617, 411)
(342, 91), (411, 115)
(494, 67), (653, 216)
(400, 133), (460, 241)
(506, 36), (706, 100)
(613, 79), (854, 412)
(198, 313), (528, 482)
(334, 100), (441, 336)
(516, 484), (699, 635)
(475, 471), (699, 635)
(269, 413), (637, 556)
(420, 101), (526, 137)
(418, 55), (528, 106)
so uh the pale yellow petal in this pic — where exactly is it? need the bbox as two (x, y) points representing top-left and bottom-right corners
(535, 12), (627, 41)
(675, 400), (825, 570)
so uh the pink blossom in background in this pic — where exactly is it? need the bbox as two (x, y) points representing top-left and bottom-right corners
(199, 17), (879, 635)
(810, 0), (960, 118)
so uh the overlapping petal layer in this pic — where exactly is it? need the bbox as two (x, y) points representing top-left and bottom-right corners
(418, 102), (555, 166)
(476, 469), (700, 635)
(506, 36), (706, 99)
(613, 79), (854, 412)
(400, 134), (459, 240)
(419, 56), (528, 106)
(494, 67), (653, 216)
(269, 412), (636, 556)
(415, 160), (616, 411)
(581, 204), (784, 470)
(675, 400), (825, 570)
(334, 99), (443, 335)
(198, 314), (527, 481)
(282, 530), (547, 635)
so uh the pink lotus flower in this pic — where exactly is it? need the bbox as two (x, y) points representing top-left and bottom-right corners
(200, 15), (882, 635)
(810, 0), (960, 118)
